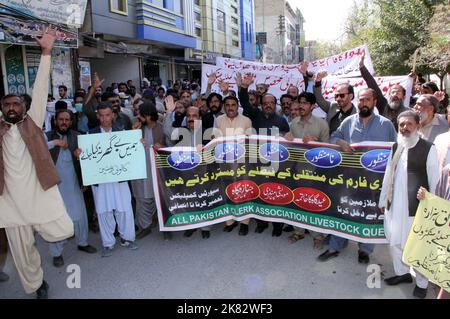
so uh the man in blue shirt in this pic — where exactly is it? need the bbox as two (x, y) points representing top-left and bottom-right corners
(318, 88), (397, 264)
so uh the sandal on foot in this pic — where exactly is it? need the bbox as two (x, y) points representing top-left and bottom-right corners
(288, 233), (305, 243)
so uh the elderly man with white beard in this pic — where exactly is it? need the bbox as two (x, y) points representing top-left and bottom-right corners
(414, 94), (449, 142)
(379, 110), (439, 299)
(359, 50), (408, 131)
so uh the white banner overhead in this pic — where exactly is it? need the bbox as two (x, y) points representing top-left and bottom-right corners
(216, 45), (375, 78)
(201, 65), (413, 107)
(216, 57), (303, 77)
(307, 45), (375, 77)
(321, 75), (414, 107)
(2, 0), (88, 27)
(203, 45), (412, 105)
(201, 63), (306, 101)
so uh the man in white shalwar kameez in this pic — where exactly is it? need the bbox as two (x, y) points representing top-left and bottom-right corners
(379, 110), (439, 299)
(88, 103), (138, 257)
(0, 28), (74, 298)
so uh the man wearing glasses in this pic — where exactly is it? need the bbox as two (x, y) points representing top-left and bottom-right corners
(313, 73), (357, 135)
(318, 88), (397, 264)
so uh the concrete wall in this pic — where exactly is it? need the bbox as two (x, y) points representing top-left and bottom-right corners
(90, 54), (141, 91)
(202, 0), (242, 58)
(90, 0), (138, 38)
(255, 0), (302, 64)
(255, 0), (283, 63)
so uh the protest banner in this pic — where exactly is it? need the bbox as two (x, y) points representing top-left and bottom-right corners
(321, 75), (415, 108)
(204, 45), (411, 104)
(403, 191), (450, 293)
(307, 45), (375, 77)
(0, 9), (78, 48)
(2, 0), (88, 27)
(201, 63), (306, 101)
(78, 130), (147, 186)
(151, 136), (392, 244)
(216, 57), (303, 77)
(216, 45), (374, 78)
(201, 64), (413, 107)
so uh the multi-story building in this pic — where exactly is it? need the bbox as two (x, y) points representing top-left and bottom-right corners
(254, 0), (305, 64)
(1, 0), (257, 95)
(240, 0), (256, 61)
(80, 0), (198, 88)
(187, 0), (256, 66)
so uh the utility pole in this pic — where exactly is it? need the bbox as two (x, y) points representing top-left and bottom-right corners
(276, 14), (286, 64)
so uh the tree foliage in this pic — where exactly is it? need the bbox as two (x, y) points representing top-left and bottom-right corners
(413, 4), (450, 80)
(309, 42), (341, 61)
(314, 0), (448, 76)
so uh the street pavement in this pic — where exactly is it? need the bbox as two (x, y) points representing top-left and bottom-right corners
(0, 221), (438, 299)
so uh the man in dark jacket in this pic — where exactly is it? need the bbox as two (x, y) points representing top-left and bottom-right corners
(237, 73), (289, 236)
(45, 110), (97, 267)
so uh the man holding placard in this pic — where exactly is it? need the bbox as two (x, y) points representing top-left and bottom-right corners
(86, 103), (138, 257)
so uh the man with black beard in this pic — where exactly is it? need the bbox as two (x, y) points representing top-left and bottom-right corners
(0, 26), (74, 298)
(94, 85), (103, 104)
(102, 92), (132, 131)
(45, 110), (97, 267)
(314, 74), (357, 135)
(202, 93), (223, 142)
(379, 110), (439, 299)
(359, 51), (408, 131)
(172, 106), (211, 239)
(319, 88), (397, 264)
(238, 73), (289, 236)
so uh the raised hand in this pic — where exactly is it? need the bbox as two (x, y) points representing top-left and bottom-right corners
(35, 25), (57, 55)
(235, 72), (243, 87)
(299, 61), (309, 75)
(207, 72), (217, 86)
(241, 73), (255, 88)
(359, 50), (366, 68)
(165, 95), (175, 113)
(434, 91), (446, 102)
(218, 80), (229, 93)
(92, 72), (105, 90)
(315, 71), (328, 83)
